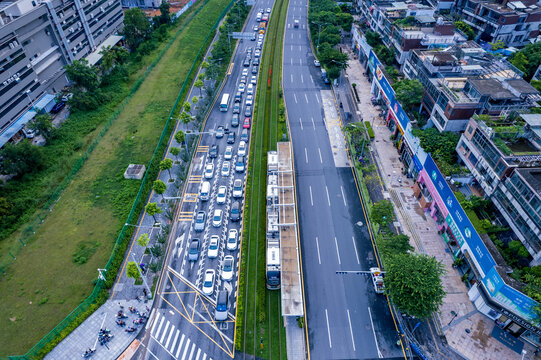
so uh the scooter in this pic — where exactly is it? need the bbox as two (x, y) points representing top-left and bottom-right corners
(81, 348), (95, 358)
(116, 319), (126, 327)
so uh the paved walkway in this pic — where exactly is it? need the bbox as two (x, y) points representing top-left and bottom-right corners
(285, 317), (307, 360)
(342, 45), (540, 360)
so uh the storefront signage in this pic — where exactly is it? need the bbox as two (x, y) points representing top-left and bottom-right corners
(419, 169), (448, 218)
(413, 155), (423, 172)
(390, 97), (410, 131)
(491, 326), (524, 354)
(368, 50), (395, 103)
(446, 214), (465, 247)
(423, 155), (496, 275)
(483, 267), (539, 324)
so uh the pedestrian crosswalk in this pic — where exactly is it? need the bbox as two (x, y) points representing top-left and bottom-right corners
(151, 312), (213, 360)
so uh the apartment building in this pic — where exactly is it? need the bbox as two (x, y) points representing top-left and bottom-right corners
(403, 43), (539, 131)
(453, 0), (541, 47)
(358, 0), (466, 64)
(457, 114), (541, 263)
(121, 0), (160, 9)
(0, 0), (123, 147)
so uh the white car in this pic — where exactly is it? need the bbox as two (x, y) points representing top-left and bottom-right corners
(246, 94), (254, 106)
(227, 229), (238, 250)
(240, 75), (247, 84)
(232, 179), (243, 198)
(238, 83), (246, 93)
(254, 50), (260, 58)
(224, 146), (233, 160)
(242, 68), (249, 77)
(217, 185), (227, 204)
(257, 41), (263, 49)
(238, 141), (247, 156)
(212, 209), (223, 228)
(208, 235), (219, 259)
(250, 76), (257, 85)
(314, 59), (320, 67)
(266, 7), (271, 13)
(221, 161), (231, 177)
(222, 255), (234, 281)
(253, 25), (258, 31)
(204, 163), (214, 179)
(247, 83), (254, 95)
(258, 34), (264, 41)
(202, 269), (216, 296)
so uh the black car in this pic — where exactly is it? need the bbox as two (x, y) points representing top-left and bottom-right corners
(50, 101), (66, 114)
(243, 58), (251, 67)
(209, 144), (218, 158)
(230, 201), (241, 222)
(227, 131), (236, 144)
(252, 67), (258, 74)
(234, 92), (242, 103)
(250, 33), (256, 41)
(188, 239), (201, 261)
(231, 114), (240, 127)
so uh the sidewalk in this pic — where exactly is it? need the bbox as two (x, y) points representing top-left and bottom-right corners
(342, 45), (540, 360)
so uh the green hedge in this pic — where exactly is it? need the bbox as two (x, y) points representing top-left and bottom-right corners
(365, 121), (375, 139)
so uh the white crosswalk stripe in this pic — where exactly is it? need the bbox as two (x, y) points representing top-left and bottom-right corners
(151, 317), (214, 360)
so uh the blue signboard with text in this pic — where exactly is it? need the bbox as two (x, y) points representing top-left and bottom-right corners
(390, 97), (410, 130)
(368, 50), (395, 103)
(423, 155), (496, 274)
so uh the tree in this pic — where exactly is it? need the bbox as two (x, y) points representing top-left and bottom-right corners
(192, 96), (199, 105)
(412, 128), (460, 169)
(153, 179), (167, 200)
(159, 158), (174, 179)
(454, 21), (475, 40)
(183, 101), (192, 114)
(201, 60), (210, 70)
(370, 200), (395, 228)
(180, 111), (192, 124)
(123, 8), (151, 50)
(170, 147), (181, 161)
(145, 202), (163, 222)
(336, 13), (353, 32)
(385, 253), (446, 318)
(137, 233), (150, 247)
(198, 73), (206, 82)
(174, 130), (185, 144)
(393, 79), (424, 110)
(194, 80), (204, 97)
(0, 140), (45, 177)
(158, 0), (171, 25)
(379, 234), (413, 258)
(364, 30), (381, 48)
(510, 52), (529, 74)
(29, 113), (55, 140)
(374, 45), (395, 65)
(127, 261), (141, 280)
(64, 59), (99, 91)
(490, 39), (505, 51)
(510, 42), (541, 79)
(99, 45), (129, 73)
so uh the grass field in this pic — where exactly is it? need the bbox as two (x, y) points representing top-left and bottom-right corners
(234, 0), (289, 357)
(0, 0), (230, 355)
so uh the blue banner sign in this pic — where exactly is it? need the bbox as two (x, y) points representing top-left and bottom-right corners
(423, 155), (496, 275)
(390, 97), (410, 130)
(368, 50), (395, 103)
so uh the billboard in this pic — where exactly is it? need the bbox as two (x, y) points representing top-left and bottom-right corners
(368, 50), (395, 102)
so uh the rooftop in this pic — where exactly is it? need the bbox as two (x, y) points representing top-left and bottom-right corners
(468, 78), (515, 99)
(516, 168), (541, 193)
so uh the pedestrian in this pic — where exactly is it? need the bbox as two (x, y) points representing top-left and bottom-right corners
(143, 288), (148, 297)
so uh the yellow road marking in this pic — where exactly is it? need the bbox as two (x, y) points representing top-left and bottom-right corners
(227, 62), (234, 75)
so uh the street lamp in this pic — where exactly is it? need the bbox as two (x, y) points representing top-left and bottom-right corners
(331, 59), (347, 86)
(448, 310), (458, 326)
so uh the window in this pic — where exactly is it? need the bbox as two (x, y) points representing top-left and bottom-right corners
(467, 125), (474, 134)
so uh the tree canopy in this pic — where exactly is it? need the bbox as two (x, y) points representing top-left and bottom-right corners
(64, 59), (99, 91)
(393, 79), (423, 109)
(0, 140), (46, 178)
(126, 261), (141, 280)
(145, 202), (162, 221)
(29, 113), (55, 140)
(137, 233), (150, 247)
(412, 128), (460, 172)
(153, 179), (167, 199)
(370, 200), (395, 227)
(385, 253), (446, 318)
(123, 8), (151, 50)
(454, 21), (475, 40)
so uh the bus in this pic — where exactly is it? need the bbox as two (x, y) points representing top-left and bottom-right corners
(220, 93), (230, 112)
(259, 21), (266, 34)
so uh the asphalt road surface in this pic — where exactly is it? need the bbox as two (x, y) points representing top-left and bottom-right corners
(136, 2), (276, 359)
(282, 1), (406, 359)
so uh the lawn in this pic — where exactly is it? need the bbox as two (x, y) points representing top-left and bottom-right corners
(234, 0), (289, 357)
(0, 0), (230, 355)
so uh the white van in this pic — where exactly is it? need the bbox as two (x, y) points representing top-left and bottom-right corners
(200, 181), (211, 201)
(247, 83), (254, 95)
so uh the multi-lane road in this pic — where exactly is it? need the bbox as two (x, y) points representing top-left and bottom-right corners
(136, 1), (275, 359)
(282, 1), (405, 359)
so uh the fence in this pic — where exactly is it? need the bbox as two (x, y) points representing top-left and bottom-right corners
(6, 0), (235, 358)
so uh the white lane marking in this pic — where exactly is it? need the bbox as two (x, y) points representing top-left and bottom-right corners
(310, 74), (314, 83)
(325, 186), (331, 206)
(299, 117), (303, 130)
(352, 236), (360, 264)
(299, 33), (302, 39)
(202, 353), (207, 360)
(291, 33), (294, 39)
(146, 309), (156, 330)
(305, 147), (308, 163)
(154, 315), (165, 336)
(325, 309), (332, 348)
(315, 237), (321, 264)
(176, 334), (186, 358)
(305, 93), (309, 103)
(341, 185), (347, 207)
(181, 338), (191, 360)
(164, 323), (174, 348)
(195, 348), (201, 360)
(170, 329), (180, 352)
(94, 313), (108, 349)
(300, 58), (302, 65)
(150, 312), (160, 334)
(368, 307), (383, 358)
(311, 117), (315, 129)
(291, 58), (293, 65)
(318, 148), (322, 163)
(159, 321), (170, 343)
(291, 74), (293, 83)
(316, 93), (320, 103)
(334, 236), (341, 264)
(301, 74), (304, 83)
(299, 45), (302, 51)
(294, 93), (298, 103)
(291, 45), (293, 51)
(188, 343), (196, 360)
(347, 309), (356, 352)
(309, 186), (313, 206)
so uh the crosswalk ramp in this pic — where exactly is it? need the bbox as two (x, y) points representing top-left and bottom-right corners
(151, 312), (213, 360)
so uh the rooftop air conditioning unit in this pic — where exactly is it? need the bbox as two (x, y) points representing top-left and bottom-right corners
(9, 42), (14, 49)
